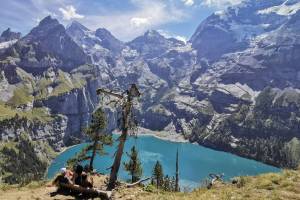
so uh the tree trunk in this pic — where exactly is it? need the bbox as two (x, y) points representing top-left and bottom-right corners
(131, 174), (134, 183)
(107, 130), (127, 190)
(107, 101), (131, 190)
(89, 140), (98, 171)
(175, 148), (179, 192)
(60, 183), (112, 200)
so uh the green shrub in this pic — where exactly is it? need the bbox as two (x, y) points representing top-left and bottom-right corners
(144, 184), (156, 192)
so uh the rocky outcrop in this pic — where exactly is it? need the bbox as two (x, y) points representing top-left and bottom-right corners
(37, 86), (96, 143)
(0, 28), (21, 42)
(0, 114), (67, 151)
(128, 30), (185, 59)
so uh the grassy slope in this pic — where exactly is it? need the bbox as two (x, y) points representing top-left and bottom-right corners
(0, 102), (53, 122)
(34, 69), (86, 100)
(1, 169), (300, 200)
(0, 134), (57, 184)
(0, 66), (88, 122)
(142, 170), (300, 200)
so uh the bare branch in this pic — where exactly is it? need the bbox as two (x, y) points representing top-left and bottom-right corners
(125, 177), (151, 188)
(97, 88), (123, 99)
(59, 183), (112, 199)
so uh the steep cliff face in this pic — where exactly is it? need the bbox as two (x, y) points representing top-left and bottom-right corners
(0, 114), (67, 151)
(184, 0), (300, 168)
(38, 87), (95, 143)
(190, 87), (300, 168)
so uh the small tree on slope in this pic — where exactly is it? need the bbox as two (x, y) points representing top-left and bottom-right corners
(152, 161), (164, 189)
(123, 145), (143, 183)
(67, 107), (113, 171)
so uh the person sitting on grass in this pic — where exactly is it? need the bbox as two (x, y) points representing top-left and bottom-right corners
(50, 168), (72, 196)
(65, 166), (74, 180)
(81, 172), (94, 188)
(72, 164), (84, 186)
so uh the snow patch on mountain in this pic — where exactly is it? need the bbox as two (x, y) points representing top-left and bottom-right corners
(216, 83), (259, 101)
(0, 39), (17, 49)
(258, 1), (300, 16)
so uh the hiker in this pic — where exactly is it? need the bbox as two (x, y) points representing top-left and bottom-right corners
(50, 168), (72, 196)
(73, 164), (84, 186)
(65, 166), (74, 180)
(84, 164), (93, 173)
(81, 172), (94, 188)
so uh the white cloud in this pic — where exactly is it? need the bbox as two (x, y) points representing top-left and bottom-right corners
(130, 17), (151, 27)
(83, 0), (188, 41)
(0, 0), (191, 42)
(59, 5), (84, 20)
(181, 0), (194, 6)
(202, 0), (244, 8)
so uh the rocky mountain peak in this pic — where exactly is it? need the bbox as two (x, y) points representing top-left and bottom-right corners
(66, 21), (91, 45)
(4, 16), (88, 74)
(144, 30), (164, 39)
(68, 21), (89, 32)
(38, 15), (59, 27)
(23, 16), (65, 42)
(0, 28), (21, 42)
(189, 0), (296, 62)
(127, 29), (185, 59)
(67, 21), (90, 35)
(95, 28), (124, 53)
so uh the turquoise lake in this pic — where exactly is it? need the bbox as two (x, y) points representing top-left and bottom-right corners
(47, 135), (280, 189)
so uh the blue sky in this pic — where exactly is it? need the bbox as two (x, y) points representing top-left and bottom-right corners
(0, 0), (244, 41)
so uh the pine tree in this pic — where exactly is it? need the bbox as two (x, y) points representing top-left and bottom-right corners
(97, 84), (141, 190)
(152, 161), (164, 189)
(171, 176), (176, 191)
(67, 107), (113, 171)
(163, 175), (171, 191)
(123, 146), (143, 183)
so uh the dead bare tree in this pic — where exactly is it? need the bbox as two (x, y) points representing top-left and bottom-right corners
(175, 148), (180, 192)
(96, 84), (141, 191)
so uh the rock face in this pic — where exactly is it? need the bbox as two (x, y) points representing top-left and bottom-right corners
(0, 114), (67, 151)
(2, 16), (87, 74)
(0, 0), (300, 170)
(0, 28), (21, 42)
(128, 30), (185, 59)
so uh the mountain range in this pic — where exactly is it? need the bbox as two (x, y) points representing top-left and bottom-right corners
(1, 0), (300, 183)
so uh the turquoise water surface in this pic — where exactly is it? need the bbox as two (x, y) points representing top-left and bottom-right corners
(47, 135), (280, 189)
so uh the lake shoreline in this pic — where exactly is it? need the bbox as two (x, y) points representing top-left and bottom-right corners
(113, 127), (188, 143)
(58, 127), (188, 154)
(48, 133), (280, 187)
